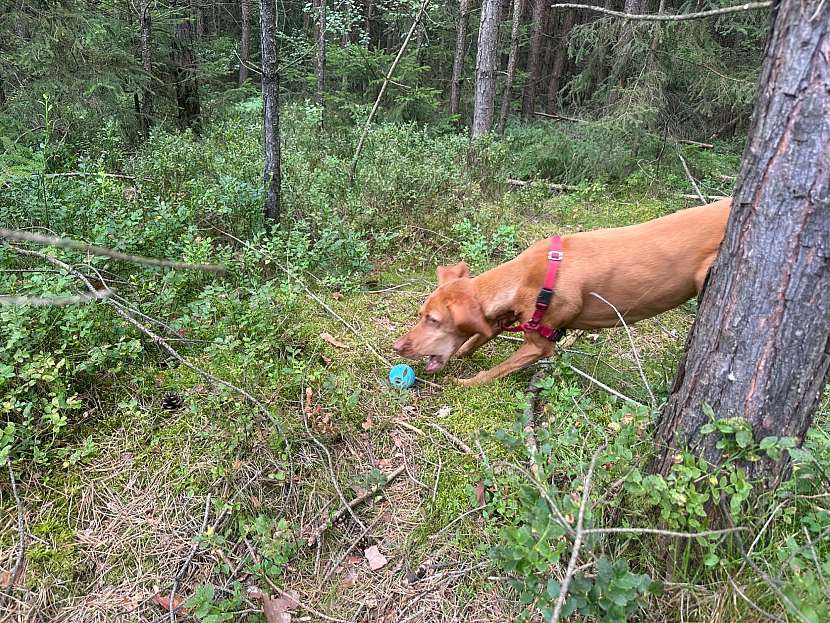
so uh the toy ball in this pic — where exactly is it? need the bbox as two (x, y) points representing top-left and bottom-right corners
(389, 363), (416, 389)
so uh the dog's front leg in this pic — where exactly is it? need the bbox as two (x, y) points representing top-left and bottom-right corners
(458, 336), (554, 387)
(454, 330), (500, 358)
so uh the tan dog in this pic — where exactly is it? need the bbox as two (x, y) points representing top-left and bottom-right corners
(393, 198), (731, 386)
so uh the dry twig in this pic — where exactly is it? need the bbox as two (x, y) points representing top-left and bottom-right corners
(168, 494), (212, 622)
(424, 422), (473, 455)
(551, 444), (606, 623)
(524, 369), (548, 477)
(306, 465), (406, 547)
(0, 228), (225, 273)
(2, 462), (26, 599)
(588, 292), (655, 406)
(677, 151), (706, 205)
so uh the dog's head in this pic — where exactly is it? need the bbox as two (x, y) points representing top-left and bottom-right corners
(392, 262), (493, 373)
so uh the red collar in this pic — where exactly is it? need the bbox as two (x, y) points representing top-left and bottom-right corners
(501, 235), (565, 342)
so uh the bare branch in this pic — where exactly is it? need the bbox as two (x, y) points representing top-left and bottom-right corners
(548, 2), (772, 21)
(678, 151), (706, 204)
(0, 228), (226, 273)
(169, 494), (212, 623)
(583, 526), (747, 537)
(565, 364), (645, 406)
(1, 462), (26, 599)
(0, 288), (111, 306)
(551, 444), (607, 623)
(588, 292), (655, 406)
(424, 422), (474, 455)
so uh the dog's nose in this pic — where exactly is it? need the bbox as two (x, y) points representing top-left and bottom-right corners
(392, 337), (408, 354)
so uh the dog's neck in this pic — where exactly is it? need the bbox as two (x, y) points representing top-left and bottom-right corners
(473, 262), (524, 323)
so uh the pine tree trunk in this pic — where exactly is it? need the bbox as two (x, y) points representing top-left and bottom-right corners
(546, 9), (574, 114)
(652, 0), (830, 490)
(173, 2), (201, 132)
(315, 0), (326, 108)
(450, 0), (473, 117)
(497, 0), (524, 134)
(471, 0), (499, 137)
(520, 0), (545, 118)
(260, 0), (281, 225)
(138, 0), (153, 139)
(239, 0), (251, 84)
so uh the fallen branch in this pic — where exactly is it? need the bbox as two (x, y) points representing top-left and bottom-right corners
(1, 462), (26, 599)
(0, 228), (225, 273)
(551, 444), (606, 623)
(565, 364), (645, 407)
(533, 110), (585, 123)
(588, 292), (655, 406)
(40, 171), (153, 181)
(169, 494), (212, 623)
(524, 369), (548, 477)
(424, 422), (474, 455)
(677, 151), (706, 205)
(548, 2), (772, 21)
(0, 288), (111, 306)
(681, 193), (728, 201)
(507, 178), (578, 192)
(678, 139), (714, 149)
(306, 465), (406, 547)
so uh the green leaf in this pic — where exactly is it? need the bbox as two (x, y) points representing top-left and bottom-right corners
(546, 578), (561, 599)
(735, 429), (752, 448)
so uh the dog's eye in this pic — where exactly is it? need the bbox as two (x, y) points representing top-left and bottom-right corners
(426, 315), (440, 325)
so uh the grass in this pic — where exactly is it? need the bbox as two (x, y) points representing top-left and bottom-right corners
(1, 112), (827, 623)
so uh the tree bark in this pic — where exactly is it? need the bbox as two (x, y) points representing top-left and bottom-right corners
(652, 0), (830, 490)
(450, 0), (473, 117)
(260, 0), (281, 225)
(239, 0), (251, 84)
(314, 0), (326, 108)
(520, 0), (546, 118)
(172, 1), (201, 133)
(471, 0), (500, 137)
(138, 0), (153, 139)
(497, 0), (525, 135)
(546, 9), (574, 114)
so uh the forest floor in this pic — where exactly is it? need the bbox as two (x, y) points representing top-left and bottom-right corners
(1, 111), (828, 623)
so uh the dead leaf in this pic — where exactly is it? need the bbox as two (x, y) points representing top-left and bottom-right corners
(320, 332), (347, 349)
(249, 495), (262, 510)
(341, 569), (358, 588)
(364, 545), (388, 571)
(362, 414), (374, 431)
(232, 458), (242, 473)
(346, 554), (363, 565)
(474, 482), (486, 506)
(435, 406), (451, 418)
(332, 292), (344, 301)
(152, 593), (188, 616)
(249, 587), (298, 623)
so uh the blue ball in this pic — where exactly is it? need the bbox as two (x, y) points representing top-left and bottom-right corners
(389, 363), (416, 389)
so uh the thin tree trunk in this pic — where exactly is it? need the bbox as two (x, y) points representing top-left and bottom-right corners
(546, 9), (575, 114)
(366, 0), (377, 49)
(520, 0), (545, 118)
(260, 0), (281, 225)
(471, 0), (500, 137)
(449, 0), (473, 117)
(497, 0), (524, 134)
(138, 0), (153, 139)
(315, 0), (326, 108)
(239, 0), (251, 84)
(652, 0), (830, 491)
(173, 1), (201, 132)
(192, 0), (204, 39)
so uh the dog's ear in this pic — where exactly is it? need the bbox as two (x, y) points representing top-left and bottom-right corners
(436, 261), (470, 285)
(449, 299), (493, 338)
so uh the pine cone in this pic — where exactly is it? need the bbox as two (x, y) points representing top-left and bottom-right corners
(161, 392), (184, 412)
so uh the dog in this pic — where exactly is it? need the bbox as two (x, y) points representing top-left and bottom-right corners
(393, 198), (731, 387)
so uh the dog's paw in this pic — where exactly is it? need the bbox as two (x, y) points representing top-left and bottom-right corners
(456, 376), (481, 388)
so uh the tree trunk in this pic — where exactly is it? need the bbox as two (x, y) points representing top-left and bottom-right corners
(138, 0), (153, 139)
(192, 0), (204, 39)
(546, 9), (574, 114)
(173, 2), (201, 133)
(366, 0), (377, 49)
(314, 0), (326, 108)
(239, 0), (251, 84)
(520, 0), (545, 118)
(449, 0), (473, 117)
(496, 0), (524, 135)
(471, 0), (500, 137)
(260, 0), (281, 225)
(652, 0), (830, 490)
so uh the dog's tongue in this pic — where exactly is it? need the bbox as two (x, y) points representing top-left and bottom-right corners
(426, 356), (443, 373)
